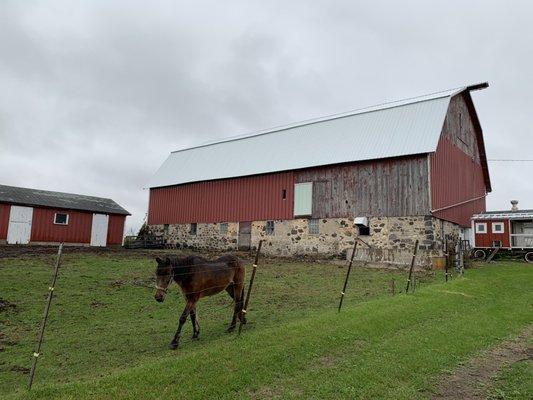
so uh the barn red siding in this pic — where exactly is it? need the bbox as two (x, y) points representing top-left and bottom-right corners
(430, 137), (486, 227)
(148, 172), (295, 224)
(107, 215), (126, 245)
(0, 203), (10, 240)
(474, 219), (511, 248)
(30, 208), (93, 244)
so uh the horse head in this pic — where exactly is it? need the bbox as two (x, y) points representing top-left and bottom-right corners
(154, 256), (172, 302)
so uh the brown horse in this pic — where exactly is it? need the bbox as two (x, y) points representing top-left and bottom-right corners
(154, 254), (246, 349)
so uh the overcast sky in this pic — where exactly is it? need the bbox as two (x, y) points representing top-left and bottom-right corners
(1, 0), (532, 234)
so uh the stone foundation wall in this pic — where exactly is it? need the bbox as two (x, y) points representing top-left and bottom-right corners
(150, 222), (239, 251)
(149, 216), (463, 269)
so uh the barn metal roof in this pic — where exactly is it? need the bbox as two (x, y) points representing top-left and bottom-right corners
(148, 83), (488, 188)
(0, 185), (130, 215)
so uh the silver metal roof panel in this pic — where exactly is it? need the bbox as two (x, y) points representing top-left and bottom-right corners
(148, 85), (483, 188)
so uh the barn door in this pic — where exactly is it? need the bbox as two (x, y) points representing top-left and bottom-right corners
(7, 206), (33, 244)
(238, 221), (252, 250)
(90, 213), (109, 247)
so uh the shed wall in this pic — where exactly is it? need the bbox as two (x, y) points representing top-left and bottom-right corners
(295, 155), (431, 218)
(0, 203), (10, 240)
(30, 208), (93, 243)
(107, 215), (126, 245)
(148, 172), (295, 224)
(473, 219), (511, 248)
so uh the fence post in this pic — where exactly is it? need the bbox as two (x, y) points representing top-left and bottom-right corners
(238, 240), (263, 335)
(338, 240), (358, 312)
(28, 243), (63, 390)
(405, 239), (419, 293)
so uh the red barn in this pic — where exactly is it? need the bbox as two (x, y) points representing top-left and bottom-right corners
(147, 83), (491, 267)
(0, 185), (129, 247)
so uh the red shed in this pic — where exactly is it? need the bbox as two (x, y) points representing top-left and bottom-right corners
(0, 185), (130, 246)
(472, 201), (533, 254)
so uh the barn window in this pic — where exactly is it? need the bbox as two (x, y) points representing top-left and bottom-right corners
(220, 222), (228, 235)
(308, 219), (319, 235)
(265, 221), (275, 235)
(163, 224), (169, 235)
(475, 222), (487, 234)
(282, 189), (287, 200)
(54, 213), (69, 225)
(189, 223), (197, 235)
(294, 182), (313, 216)
(492, 222), (504, 233)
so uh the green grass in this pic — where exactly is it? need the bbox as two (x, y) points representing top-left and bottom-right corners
(0, 253), (531, 399)
(488, 360), (533, 399)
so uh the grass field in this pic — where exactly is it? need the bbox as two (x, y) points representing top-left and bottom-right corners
(0, 251), (531, 399)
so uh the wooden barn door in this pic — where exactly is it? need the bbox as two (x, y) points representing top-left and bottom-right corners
(7, 206), (33, 244)
(238, 221), (251, 250)
(90, 213), (109, 247)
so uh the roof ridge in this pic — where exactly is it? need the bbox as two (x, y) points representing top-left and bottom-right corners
(170, 85), (468, 155)
(0, 184), (115, 202)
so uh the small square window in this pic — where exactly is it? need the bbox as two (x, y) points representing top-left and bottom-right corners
(492, 222), (504, 233)
(475, 222), (487, 234)
(189, 223), (197, 235)
(282, 189), (287, 200)
(265, 221), (274, 235)
(220, 222), (228, 235)
(54, 213), (69, 225)
(308, 219), (319, 235)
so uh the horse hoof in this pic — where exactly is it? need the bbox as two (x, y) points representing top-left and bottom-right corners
(169, 342), (179, 350)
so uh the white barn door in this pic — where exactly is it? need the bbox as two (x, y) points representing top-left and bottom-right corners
(90, 214), (109, 247)
(7, 206), (33, 244)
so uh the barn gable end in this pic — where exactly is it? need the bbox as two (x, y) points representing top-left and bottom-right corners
(429, 93), (490, 227)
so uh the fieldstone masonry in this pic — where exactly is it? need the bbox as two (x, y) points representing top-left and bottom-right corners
(149, 216), (462, 269)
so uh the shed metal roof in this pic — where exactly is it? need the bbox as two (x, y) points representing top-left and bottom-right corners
(148, 84), (488, 189)
(472, 210), (533, 220)
(0, 185), (130, 215)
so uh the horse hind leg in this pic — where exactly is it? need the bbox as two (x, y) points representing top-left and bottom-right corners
(190, 307), (200, 339)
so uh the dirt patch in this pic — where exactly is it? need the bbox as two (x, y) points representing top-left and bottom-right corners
(432, 326), (532, 399)
(0, 298), (17, 313)
(10, 365), (30, 374)
(249, 385), (284, 399)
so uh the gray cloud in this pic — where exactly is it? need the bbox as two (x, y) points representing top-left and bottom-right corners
(1, 0), (532, 234)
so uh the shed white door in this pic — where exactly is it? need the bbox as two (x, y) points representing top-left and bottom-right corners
(7, 206), (33, 244)
(90, 214), (109, 247)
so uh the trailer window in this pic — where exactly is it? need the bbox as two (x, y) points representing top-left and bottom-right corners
(475, 222), (487, 234)
(54, 213), (69, 225)
(492, 222), (504, 233)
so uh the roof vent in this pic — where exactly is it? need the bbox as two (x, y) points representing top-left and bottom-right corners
(511, 200), (519, 212)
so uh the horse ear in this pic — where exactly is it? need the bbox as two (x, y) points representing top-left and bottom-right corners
(155, 257), (162, 264)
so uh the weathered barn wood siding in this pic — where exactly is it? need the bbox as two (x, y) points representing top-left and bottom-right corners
(430, 94), (487, 227)
(295, 155), (430, 218)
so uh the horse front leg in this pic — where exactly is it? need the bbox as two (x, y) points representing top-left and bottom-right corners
(170, 300), (194, 349)
(190, 306), (200, 339)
